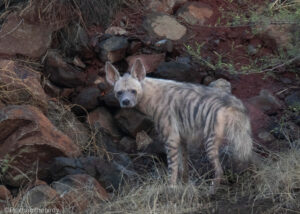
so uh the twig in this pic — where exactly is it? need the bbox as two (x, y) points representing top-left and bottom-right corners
(261, 55), (300, 73)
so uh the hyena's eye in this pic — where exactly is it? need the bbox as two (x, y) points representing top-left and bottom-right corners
(116, 91), (123, 96)
(130, 89), (137, 95)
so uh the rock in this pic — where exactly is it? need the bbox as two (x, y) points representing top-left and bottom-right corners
(73, 56), (86, 69)
(285, 91), (300, 109)
(59, 23), (90, 56)
(143, 13), (187, 41)
(73, 87), (101, 111)
(115, 109), (154, 137)
(44, 50), (87, 88)
(102, 91), (120, 107)
(21, 184), (59, 208)
(244, 102), (272, 141)
(176, 56), (191, 64)
(52, 174), (108, 212)
(154, 39), (173, 52)
(258, 131), (275, 143)
(177, 2), (214, 25)
(119, 137), (137, 153)
(126, 53), (165, 74)
(105, 26), (128, 35)
(0, 13), (54, 58)
(127, 40), (143, 55)
(247, 44), (258, 55)
(0, 185), (11, 201)
(209, 78), (232, 93)
(152, 61), (192, 81)
(0, 105), (81, 187)
(88, 107), (121, 139)
(50, 157), (131, 190)
(248, 90), (282, 115)
(98, 36), (129, 63)
(203, 75), (215, 85)
(42, 79), (62, 97)
(136, 131), (153, 151)
(145, 0), (188, 14)
(257, 25), (293, 50)
(47, 101), (90, 148)
(0, 59), (48, 112)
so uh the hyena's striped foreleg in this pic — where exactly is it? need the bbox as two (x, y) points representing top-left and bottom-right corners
(164, 133), (181, 185)
(178, 142), (189, 183)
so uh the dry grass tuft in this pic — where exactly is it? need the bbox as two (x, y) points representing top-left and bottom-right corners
(255, 148), (300, 210)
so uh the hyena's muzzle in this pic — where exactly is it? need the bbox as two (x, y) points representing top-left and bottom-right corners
(116, 89), (138, 108)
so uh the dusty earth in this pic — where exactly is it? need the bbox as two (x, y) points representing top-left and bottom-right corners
(0, 0), (299, 213)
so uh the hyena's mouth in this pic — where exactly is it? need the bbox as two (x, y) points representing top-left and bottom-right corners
(120, 99), (135, 108)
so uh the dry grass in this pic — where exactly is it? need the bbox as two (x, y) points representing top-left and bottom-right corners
(2, 145), (300, 213)
(0, 62), (48, 112)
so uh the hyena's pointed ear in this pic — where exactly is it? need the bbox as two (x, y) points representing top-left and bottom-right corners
(131, 58), (146, 81)
(105, 61), (120, 86)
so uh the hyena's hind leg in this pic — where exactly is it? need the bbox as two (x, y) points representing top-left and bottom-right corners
(206, 111), (226, 194)
(205, 133), (224, 194)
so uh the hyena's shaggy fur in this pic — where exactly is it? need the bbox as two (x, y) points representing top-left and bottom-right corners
(105, 59), (253, 193)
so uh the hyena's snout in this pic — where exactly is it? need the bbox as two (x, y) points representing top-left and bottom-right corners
(118, 92), (137, 108)
(121, 99), (130, 107)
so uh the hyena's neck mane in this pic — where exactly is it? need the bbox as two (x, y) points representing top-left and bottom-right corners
(136, 77), (183, 117)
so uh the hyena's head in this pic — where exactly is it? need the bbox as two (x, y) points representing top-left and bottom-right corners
(105, 58), (146, 108)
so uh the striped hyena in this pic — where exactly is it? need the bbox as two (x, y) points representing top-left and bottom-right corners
(105, 59), (253, 193)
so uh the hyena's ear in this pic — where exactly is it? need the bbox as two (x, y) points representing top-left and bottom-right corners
(131, 58), (146, 81)
(105, 61), (120, 86)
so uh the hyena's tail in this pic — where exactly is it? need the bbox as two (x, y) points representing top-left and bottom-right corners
(225, 108), (253, 163)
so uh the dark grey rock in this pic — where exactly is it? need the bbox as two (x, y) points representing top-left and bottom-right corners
(285, 91), (300, 108)
(152, 61), (193, 82)
(73, 87), (101, 111)
(115, 109), (154, 137)
(44, 50), (86, 88)
(98, 36), (128, 63)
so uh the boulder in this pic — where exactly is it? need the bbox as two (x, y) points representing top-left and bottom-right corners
(52, 174), (108, 212)
(285, 91), (300, 109)
(119, 137), (137, 153)
(88, 107), (121, 139)
(0, 13), (54, 58)
(244, 102), (272, 142)
(0, 59), (48, 112)
(44, 50), (87, 88)
(136, 131), (153, 151)
(209, 78), (232, 93)
(20, 184), (59, 208)
(126, 54), (165, 74)
(154, 39), (173, 52)
(152, 61), (193, 82)
(47, 101), (90, 148)
(248, 89), (282, 115)
(50, 157), (131, 190)
(0, 105), (81, 186)
(97, 36), (129, 63)
(0, 185), (11, 201)
(73, 87), (101, 111)
(145, 0), (188, 14)
(143, 13), (187, 41)
(59, 23), (90, 56)
(105, 26), (128, 35)
(115, 109), (154, 137)
(177, 2), (214, 25)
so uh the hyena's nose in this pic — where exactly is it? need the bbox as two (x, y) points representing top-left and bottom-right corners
(122, 99), (130, 106)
